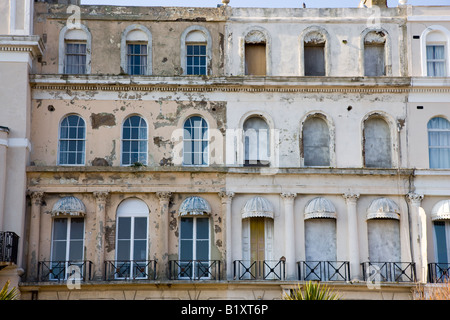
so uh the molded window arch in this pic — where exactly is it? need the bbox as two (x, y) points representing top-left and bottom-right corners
(181, 26), (212, 76)
(421, 26), (450, 77)
(301, 113), (334, 167)
(241, 26), (271, 76)
(300, 26), (330, 76)
(121, 115), (148, 166)
(59, 24), (92, 74)
(183, 115), (209, 166)
(362, 29), (390, 76)
(428, 116), (450, 169)
(363, 114), (393, 168)
(120, 24), (152, 75)
(58, 114), (86, 166)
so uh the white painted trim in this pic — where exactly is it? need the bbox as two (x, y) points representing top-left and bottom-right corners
(58, 24), (92, 74)
(120, 24), (152, 76)
(180, 25), (212, 76)
(8, 138), (31, 150)
(420, 25), (450, 77)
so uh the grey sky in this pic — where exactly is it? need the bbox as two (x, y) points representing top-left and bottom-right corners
(80, 0), (450, 8)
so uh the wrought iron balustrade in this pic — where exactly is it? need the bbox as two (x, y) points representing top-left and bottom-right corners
(38, 260), (92, 282)
(233, 260), (285, 280)
(104, 260), (156, 280)
(428, 263), (450, 283)
(0, 231), (19, 264)
(169, 260), (221, 280)
(361, 261), (416, 283)
(297, 261), (350, 281)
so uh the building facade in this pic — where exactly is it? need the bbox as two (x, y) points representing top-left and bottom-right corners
(0, 0), (449, 300)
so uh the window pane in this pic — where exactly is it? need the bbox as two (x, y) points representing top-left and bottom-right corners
(134, 217), (147, 239)
(180, 218), (193, 239)
(196, 218), (209, 240)
(180, 239), (193, 260)
(52, 241), (67, 261)
(118, 217), (131, 239)
(133, 240), (147, 260)
(434, 221), (448, 264)
(117, 240), (130, 260)
(69, 240), (83, 261)
(53, 219), (68, 240)
(196, 240), (209, 260)
(70, 219), (84, 240)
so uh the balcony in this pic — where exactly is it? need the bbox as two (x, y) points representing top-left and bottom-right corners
(428, 263), (450, 283)
(37, 260), (93, 282)
(104, 260), (157, 280)
(297, 261), (350, 281)
(169, 260), (221, 280)
(361, 262), (416, 283)
(233, 260), (285, 280)
(0, 231), (19, 270)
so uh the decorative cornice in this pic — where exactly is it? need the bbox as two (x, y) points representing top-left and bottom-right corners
(406, 193), (424, 205)
(218, 191), (235, 204)
(343, 193), (360, 204)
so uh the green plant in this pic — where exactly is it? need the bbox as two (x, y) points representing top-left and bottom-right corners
(0, 280), (19, 300)
(283, 281), (341, 300)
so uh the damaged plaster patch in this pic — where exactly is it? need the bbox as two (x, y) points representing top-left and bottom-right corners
(91, 113), (116, 129)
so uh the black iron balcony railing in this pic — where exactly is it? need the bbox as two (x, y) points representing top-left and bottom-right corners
(297, 261), (350, 281)
(169, 260), (221, 280)
(361, 262), (416, 283)
(0, 231), (19, 264)
(233, 260), (285, 280)
(38, 260), (93, 282)
(104, 260), (157, 280)
(428, 263), (450, 283)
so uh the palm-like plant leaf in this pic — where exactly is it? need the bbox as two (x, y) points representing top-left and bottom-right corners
(0, 280), (19, 300)
(283, 281), (341, 300)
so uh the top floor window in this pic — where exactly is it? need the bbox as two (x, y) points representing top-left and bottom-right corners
(364, 31), (387, 76)
(59, 25), (91, 75)
(421, 26), (450, 77)
(181, 26), (211, 76)
(303, 30), (327, 76)
(244, 30), (268, 76)
(121, 25), (152, 76)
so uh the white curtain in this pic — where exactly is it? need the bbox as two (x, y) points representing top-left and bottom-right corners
(427, 45), (446, 77)
(428, 117), (450, 169)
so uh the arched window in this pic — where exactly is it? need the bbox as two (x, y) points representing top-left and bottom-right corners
(121, 115), (148, 166)
(58, 115), (86, 166)
(59, 25), (91, 74)
(183, 116), (208, 166)
(431, 200), (450, 282)
(121, 25), (152, 75)
(181, 26), (211, 76)
(302, 116), (330, 166)
(364, 31), (387, 76)
(425, 30), (447, 77)
(428, 117), (450, 169)
(303, 30), (326, 76)
(363, 116), (392, 168)
(115, 198), (149, 279)
(244, 30), (267, 76)
(243, 116), (270, 166)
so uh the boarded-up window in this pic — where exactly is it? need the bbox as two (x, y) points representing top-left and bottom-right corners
(245, 44), (266, 76)
(303, 117), (330, 166)
(364, 31), (386, 76)
(364, 117), (392, 168)
(304, 45), (325, 76)
(368, 219), (400, 262)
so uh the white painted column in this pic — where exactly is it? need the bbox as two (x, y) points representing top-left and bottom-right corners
(26, 191), (44, 281)
(343, 193), (361, 281)
(219, 191), (234, 280)
(281, 192), (297, 280)
(93, 191), (109, 281)
(0, 127), (9, 231)
(407, 193), (427, 283)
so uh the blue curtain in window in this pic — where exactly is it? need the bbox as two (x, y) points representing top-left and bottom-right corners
(427, 45), (446, 77)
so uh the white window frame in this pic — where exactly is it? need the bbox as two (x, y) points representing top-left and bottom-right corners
(178, 216), (211, 279)
(115, 199), (149, 280)
(58, 114), (86, 166)
(182, 116), (209, 167)
(427, 117), (450, 169)
(121, 115), (148, 166)
(181, 26), (212, 76)
(420, 25), (450, 77)
(50, 217), (85, 281)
